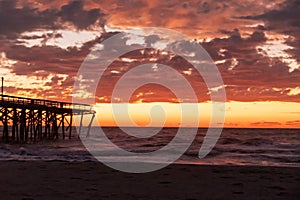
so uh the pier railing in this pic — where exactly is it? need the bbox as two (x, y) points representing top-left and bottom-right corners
(0, 94), (94, 113)
(0, 94), (96, 142)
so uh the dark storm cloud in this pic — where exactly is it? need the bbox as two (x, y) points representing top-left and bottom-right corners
(201, 28), (300, 102)
(44, 75), (65, 86)
(0, 0), (106, 38)
(59, 0), (106, 30)
(243, 0), (300, 30)
(241, 0), (300, 63)
(19, 32), (63, 40)
(0, 0), (57, 37)
(203, 29), (267, 61)
(5, 36), (102, 76)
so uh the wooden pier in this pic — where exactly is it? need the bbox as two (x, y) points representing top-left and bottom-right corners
(0, 94), (95, 143)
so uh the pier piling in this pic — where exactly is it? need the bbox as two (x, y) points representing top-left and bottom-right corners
(0, 95), (95, 143)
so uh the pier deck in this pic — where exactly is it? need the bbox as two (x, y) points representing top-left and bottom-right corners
(0, 95), (95, 143)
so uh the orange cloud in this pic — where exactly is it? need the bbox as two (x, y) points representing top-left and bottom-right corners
(0, 0), (299, 128)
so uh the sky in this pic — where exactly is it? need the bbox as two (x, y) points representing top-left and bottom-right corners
(0, 0), (299, 128)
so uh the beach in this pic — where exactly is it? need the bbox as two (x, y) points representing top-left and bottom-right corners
(0, 128), (299, 199)
(0, 161), (299, 199)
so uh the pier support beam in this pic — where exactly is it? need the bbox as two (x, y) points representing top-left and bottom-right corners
(0, 94), (95, 143)
(2, 107), (9, 142)
(61, 114), (65, 140)
(87, 113), (95, 137)
(69, 114), (73, 139)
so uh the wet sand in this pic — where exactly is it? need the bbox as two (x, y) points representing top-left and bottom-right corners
(0, 161), (299, 199)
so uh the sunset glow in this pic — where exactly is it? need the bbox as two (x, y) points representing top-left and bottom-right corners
(91, 101), (300, 128)
(0, 0), (299, 128)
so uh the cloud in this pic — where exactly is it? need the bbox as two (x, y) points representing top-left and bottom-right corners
(94, 47), (210, 103)
(3, 27), (300, 103)
(4, 35), (103, 76)
(93, 0), (285, 38)
(244, 0), (300, 31)
(0, 0), (57, 37)
(0, 31), (120, 101)
(0, 0), (299, 104)
(285, 120), (300, 127)
(0, 0), (106, 38)
(250, 121), (282, 127)
(19, 32), (63, 41)
(200, 28), (300, 102)
(59, 0), (106, 30)
(241, 0), (300, 63)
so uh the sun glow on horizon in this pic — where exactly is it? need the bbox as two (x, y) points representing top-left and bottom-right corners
(80, 101), (300, 128)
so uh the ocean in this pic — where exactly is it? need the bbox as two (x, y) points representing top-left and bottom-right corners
(0, 127), (299, 168)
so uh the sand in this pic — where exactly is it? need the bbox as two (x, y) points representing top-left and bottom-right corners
(0, 161), (299, 199)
